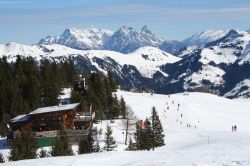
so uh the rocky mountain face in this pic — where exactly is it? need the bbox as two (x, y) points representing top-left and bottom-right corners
(2, 27), (250, 98)
(161, 29), (250, 98)
(39, 26), (163, 54)
(159, 40), (185, 55)
(38, 27), (113, 50)
(104, 26), (164, 53)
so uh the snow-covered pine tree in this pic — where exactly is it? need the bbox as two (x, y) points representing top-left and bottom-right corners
(103, 124), (117, 151)
(151, 107), (165, 148)
(39, 148), (48, 158)
(0, 152), (4, 163)
(95, 137), (100, 152)
(126, 137), (136, 151)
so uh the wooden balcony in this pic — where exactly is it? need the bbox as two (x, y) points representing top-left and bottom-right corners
(74, 112), (95, 122)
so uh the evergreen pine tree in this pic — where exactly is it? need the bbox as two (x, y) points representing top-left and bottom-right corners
(78, 137), (89, 154)
(112, 94), (120, 118)
(9, 132), (22, 161)
(50, 128), (73, 156)
(104, 93), (114, 119)
(151, 107), (165, 148)
(134, 121), (143, 150)
(40, 59), (60, 107)
(0, 152), (4, 163)
(78, 130), (94, 154)
(119, 96), (127, 119)
(143, 118), (153, 150)
(141, 128), (151, 151)
(103, 124), (117, 151)
(107, 71), (117, 92)
(133, 119), (154, 151)
(9, 127), (37, 161)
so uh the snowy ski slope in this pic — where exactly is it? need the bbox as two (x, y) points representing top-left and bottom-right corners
(1, 91), (250, 166)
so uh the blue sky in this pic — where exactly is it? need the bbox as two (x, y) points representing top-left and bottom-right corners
(0, 0), (250, 44)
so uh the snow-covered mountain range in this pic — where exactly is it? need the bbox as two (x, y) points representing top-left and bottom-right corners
(1, 26), (250, 98)
(38, 27), (113, 50)
(39, 26), (163, 53)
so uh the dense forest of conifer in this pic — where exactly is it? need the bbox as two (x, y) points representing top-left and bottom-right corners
(0, 56), (126, 136)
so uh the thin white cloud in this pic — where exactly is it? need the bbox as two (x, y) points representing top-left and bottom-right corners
(0, 0), (31, 5)
(59, 4), (250, 18)
(181, 6), (250, 14)
(1, 3), (250, 26)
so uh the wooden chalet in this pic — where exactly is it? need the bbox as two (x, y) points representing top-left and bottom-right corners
(7, 103), (95, 147)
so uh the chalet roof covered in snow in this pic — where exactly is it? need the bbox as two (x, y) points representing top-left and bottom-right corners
(9, 114), (30, 123)
(29, 103), (80, 115)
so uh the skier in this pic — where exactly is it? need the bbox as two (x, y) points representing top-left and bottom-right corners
(234, 125), (237, 132)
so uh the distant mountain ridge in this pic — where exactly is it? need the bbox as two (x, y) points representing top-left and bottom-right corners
(39, 27), (113, 50)
(104, 26), (164, 53)
(181, 29), (228, 47)
(2, 26), (250, 98)
(39, 26), (237, 55)
(39, 26), (163, 53)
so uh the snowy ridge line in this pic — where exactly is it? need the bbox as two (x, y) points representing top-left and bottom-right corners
(0, 43), (180, 78)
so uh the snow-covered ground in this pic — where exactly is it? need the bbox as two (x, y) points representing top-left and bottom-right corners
(1, 91), (250, 165)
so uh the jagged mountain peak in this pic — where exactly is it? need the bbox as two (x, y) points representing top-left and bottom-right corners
(225, 29), (241, 38)
(38, 25), (164, 53)
(119, 26), (134, 33)
(104, 26), (163, 53)
(141, 25), (152, 34)
(39, 26), (113, 50)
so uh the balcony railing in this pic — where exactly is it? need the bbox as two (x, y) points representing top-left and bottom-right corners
(74, 112), (95, 122)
